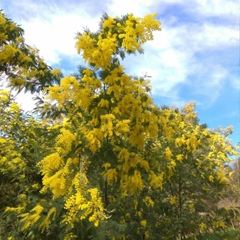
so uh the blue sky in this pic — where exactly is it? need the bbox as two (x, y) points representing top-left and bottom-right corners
(0, 0), (239, 147)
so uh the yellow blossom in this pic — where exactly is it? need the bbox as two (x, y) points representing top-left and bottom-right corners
(199, 222), (206, 229)
(209, 175), (214, 182)
(176, 154), (183, 162)
(143, 196), (154, 207)
(140, 220), (147, 228)
(9, 102), (20, 112)
(102, 17), (116, 29)
(164, 147), (172, 160)
(169, 196), (177, 205)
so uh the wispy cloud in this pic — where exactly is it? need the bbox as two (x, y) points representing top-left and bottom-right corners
(106, 0), (157, 16)
(191, 0), (238, 21)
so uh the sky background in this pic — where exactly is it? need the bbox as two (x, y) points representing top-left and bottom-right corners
(0, 0), (239, 147)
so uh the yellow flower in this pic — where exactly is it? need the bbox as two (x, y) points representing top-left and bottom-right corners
(170, 160), (176, 167)
(189, 202), (195, 212)
(176, 154), (183, 162)
(56, 129), (76, 153)
(149, 172), (163, 189)
(62, 118), (70, 127)
(214, 221), (226, 228)
(164, 147), (172, 160)
(32, 183), (39, 189)
(94, 220), (99, 227)
(103, 168), (118, 185)
(20, 204), (44, 231)
(102, 17), (116, 29)
(145, 231), (150, 239)
(0, 89), (9, 95)
(209, 175), (214, 182)
(18, 194), (27, 199)
(199, 222), (206, 229)
(140, 220), (147, 228)
(0, 137), (7, 144)
(10, 102), (20, 112)
(143, 196), (154, 207)
(169, 196), (177, 205)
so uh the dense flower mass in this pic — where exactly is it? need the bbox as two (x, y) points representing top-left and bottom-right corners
(75, 13), (161, 70)
(0, 11), (239, 240)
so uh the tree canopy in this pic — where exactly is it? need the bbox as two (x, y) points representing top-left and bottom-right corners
(0, 10), (61, 93)
(0, 11), (239, 240)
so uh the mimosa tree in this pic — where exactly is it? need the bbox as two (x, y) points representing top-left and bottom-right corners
(0, 11), (238, 240)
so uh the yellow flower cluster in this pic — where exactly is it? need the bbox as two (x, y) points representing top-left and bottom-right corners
(47, 76), (80, 107)
(103, 168), (118, 185)
(164, 147), (172, 160)
(39, 155), (76, 199)
(85, 128), (104, 153)
(39, 207), (57, 232)
(56, 128), (76, 154)
(117, 148), (149, 173)
(148, 171), (164, 189)
(143, 196), (154, 207)
(214, 221), (226, 228)
(76, 31), (118, 70)
(20, 204), (44, 231)
(38, 152), (63, 174)
(140, 219), (147, 228)
(120, 170), (144, 195)
(63, 188), (105, 228)
(41, 170), (67, 198)
(169, 196), (177, 205)
(0, 90), (21, 117)
(9, 102), (20, 113)
(0, 89), (10, 102)
(0, 45), (18, 64)
(0, 138), (26, 173)
(102, 17), (116, 29)
(119, 13), (161, 53)
(100, 113), (115, 138)
(199, 222), (206, 230)
(182, 102), (197, 122)
(75, 13), (161, 70)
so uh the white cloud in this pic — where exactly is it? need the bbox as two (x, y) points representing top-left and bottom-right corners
(193, 0), (238, 20)
(231, 75), (240, 90)
(192, 24), (238, 50)
(15, 91), (38, 112)
(191, 64), (228, 103)
(106, 0), (156, 16)
(21, 14), (84, 65)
